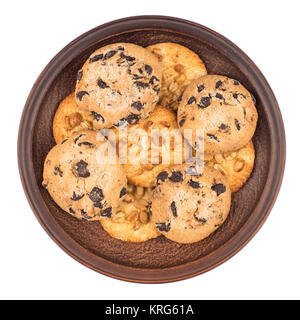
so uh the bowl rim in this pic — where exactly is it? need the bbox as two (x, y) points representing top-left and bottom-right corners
(18, 15), (286, 283)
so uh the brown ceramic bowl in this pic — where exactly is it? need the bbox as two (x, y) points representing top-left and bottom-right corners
(18, 16), (285, 283)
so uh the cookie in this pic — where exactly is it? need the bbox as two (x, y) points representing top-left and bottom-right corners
(42, 130), (127, 220)
(75, 43), (162, 129)
(206, 140), (255, 192)
(108, 105), (192, 187)
(100, 184), (160, 242)
(147, 42), (207, 110)
(177, 75), (258, 155)
(150, 164), (231, 243)
(52, 92), (94, 144)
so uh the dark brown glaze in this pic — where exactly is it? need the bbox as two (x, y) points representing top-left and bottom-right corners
(18, 16), (285, 283)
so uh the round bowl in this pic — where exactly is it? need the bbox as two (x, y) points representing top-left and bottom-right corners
(18, 15), (285, 283)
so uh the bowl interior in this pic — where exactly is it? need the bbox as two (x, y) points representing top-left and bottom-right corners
(31, 28), (270, 270)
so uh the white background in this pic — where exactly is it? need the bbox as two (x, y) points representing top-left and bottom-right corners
(1, 0), (298, 300)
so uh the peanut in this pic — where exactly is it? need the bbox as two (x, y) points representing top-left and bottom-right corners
(234, 159), (245, 172)
(174, 64), (184, 73)
(65, 112), (83, 129)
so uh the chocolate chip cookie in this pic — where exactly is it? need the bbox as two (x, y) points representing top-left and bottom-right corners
(75, 43), (162, 129)
(147, 42), (207, 110)
(100, 184), (160, 242)
(42, 130), (127, 220)
(52, 92), (94, 144)
(177, 75), (258, 155)
(151, 164), (231, 243)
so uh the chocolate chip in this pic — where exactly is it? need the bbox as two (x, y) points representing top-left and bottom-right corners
(103, 50), (117, 60)
(80, 209), (90, 220)
(120, 52), (135, 61)
(131, 101), (143, 111)
(201, 96), (211, 107)
(77, 141), (95, 148)
(71, 191), (84, 201)
(145, 64), (153, 75)
(188, 179), (201, 188)
(74, 133), (86, 144)
(215, 80), (222, 89)
(117, 46), (125, 51)
(138, 68), (143, 74)
(235, 119), (241, 131)
(187, 96), (196, 105)
(211, 183), (226, 196)
(69, 208), (75, 214)
(74, 160), (90, 178)
(194, 214), (207, 223)
(197, 85), (205, 92)
(134, 81), (149, 89)
(60, 138), (68, 144)
(114, 90), (122, 96)
(219, 123), (228, 130)
(133, 74), (144, 80)
(97, 79), (109, 89)
(177, 94), (183, 103)
(93, 201), (103, 209)
(233, 80), (240, 86)
(120, 187), (126, 198)
(153, 87), (160, 95)
(89, 187), (104, 203)
(170, 201), (177, 217)
(149, 75), (160, 85)
(76, 91), (89, 101)
(233, 93), (246, 101)
(207, 134), (219, 142)
(179, 118), (186, 127)
(126, 113), (141, 124)
(197, 96), (211, 108)
(101, 207), (112, 218)
(155, 222), (171, 233)
(215, 93), (223, 100)
(156, 171), (168, 185)
(169, 171), (183, 183)
(91, 111), (105, 123)
(129, 60), (136, 67)
(54, 166), (63, 177)
(89, 53), (103, 62)
(77, 70), (83, 81)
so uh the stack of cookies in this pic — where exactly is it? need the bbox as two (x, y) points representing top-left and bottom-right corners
(44, 41), (258, 244)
